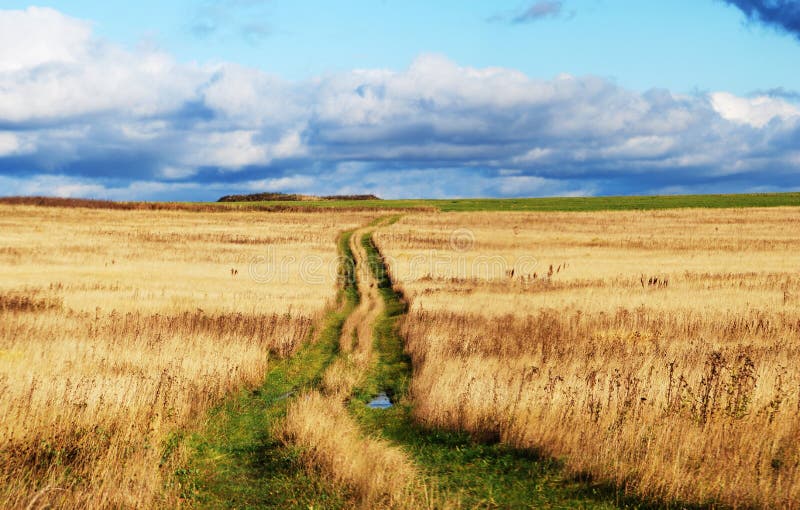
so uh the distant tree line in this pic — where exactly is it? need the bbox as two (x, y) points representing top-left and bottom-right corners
(217, 192), (381, 202)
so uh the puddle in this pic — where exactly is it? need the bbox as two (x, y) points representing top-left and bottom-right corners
(367, 392), (393, 409)
(274, 390), (296, 402)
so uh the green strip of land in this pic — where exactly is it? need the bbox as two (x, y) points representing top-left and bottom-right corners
(216, 192), (800, 212)
(7, 191), (800, 213)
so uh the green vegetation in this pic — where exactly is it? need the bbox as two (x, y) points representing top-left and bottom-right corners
(217, 192), (381, 202)
(6, 191), (800, 213)
(175, 232), (359, 508)
(218, 192), (800, 212)
(217, 192), (309, 202)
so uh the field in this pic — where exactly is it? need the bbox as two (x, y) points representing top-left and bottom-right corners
(2, 197), (800, 508)
(0, 205), (374, 508)
(375, 207), (800, 507)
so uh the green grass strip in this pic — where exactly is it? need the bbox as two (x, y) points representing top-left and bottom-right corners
(214, 191), (800, 213)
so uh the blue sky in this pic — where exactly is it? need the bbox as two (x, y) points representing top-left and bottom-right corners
(0, 1), (799, 200)
(4, 0), (797, 94)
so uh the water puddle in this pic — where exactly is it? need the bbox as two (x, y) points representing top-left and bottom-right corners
(274, 390), (296, 402)
(367, 392), (393, 409)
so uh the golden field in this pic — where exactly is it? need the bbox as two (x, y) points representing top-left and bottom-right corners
(375, 207), (800, 508)
(0, 205), (373, 508)
(4, 202), (800, 509)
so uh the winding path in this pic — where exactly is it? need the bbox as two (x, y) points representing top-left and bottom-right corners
(280, 216), (422, 507)
(182, 216), (628, 509)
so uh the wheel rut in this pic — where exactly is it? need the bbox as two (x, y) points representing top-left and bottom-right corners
(183, 215), (631, 509)
(278, 215), (424, 509)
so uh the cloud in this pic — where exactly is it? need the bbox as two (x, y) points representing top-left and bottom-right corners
(721, 0), (800, 39)
(0, 7), (92, 73)
(0, 132), (35, 157)
(245, 175), (315, 192)
(711, 92), (800, 127)
(0, 174), (188, 200)
(513, 1), (564, 23)
(0, 8), (799, 200)
(0, 9), (204, 123)
(190, 0), (273, 44)
(489, 1), (566, 24)
(749, 87), (800, 102)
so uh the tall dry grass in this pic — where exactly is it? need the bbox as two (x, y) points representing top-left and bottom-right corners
(376, 208), (800, 508)
(0, 205), (373, 508)
(278, 391), (421, 509)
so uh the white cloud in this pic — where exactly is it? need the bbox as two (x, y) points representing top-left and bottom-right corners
(187, 130), (270, 169)
(245, 175), (315, 192)
(0, 131), (37, 158)
(601, 136), (676, 159)
(0, 175), (105, 198)
(183, 128), (307, 170)
(0, 7), (91, 72)
(711, 92), (800, 128)
(0, 132), (23, 156)
(0, 8), (204, 122)
(51, 182), (109, 198)
(159, 166), (198, 179)
(271, 129), (308, 159)
(497, 175), (551, 194)
(0, 174), (211, 200)
(202, 64), (306, 125)
(118, 122), (169, 141)
(513, 148), (553, 163)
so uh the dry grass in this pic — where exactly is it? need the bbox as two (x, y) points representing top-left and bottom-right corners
(376, 207), (800, 508)
(0, 205), (373, 509)
(278, 391), (421, 509)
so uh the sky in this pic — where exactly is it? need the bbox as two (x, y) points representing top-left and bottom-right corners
(0, 1), (799, 200)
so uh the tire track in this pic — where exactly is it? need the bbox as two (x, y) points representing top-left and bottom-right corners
(188, 215), (625, 509)
(278, 216), (426, 509)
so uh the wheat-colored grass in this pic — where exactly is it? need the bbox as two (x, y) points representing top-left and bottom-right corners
(0, 205), (373, 509)
(278, 391), (422, 509)
(376, 207), (800, 508)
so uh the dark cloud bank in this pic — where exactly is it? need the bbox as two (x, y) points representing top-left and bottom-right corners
(722, 0), (800, 39)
